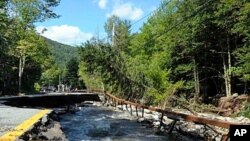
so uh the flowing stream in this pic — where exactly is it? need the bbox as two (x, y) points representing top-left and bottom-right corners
(59, 103), (192, 141)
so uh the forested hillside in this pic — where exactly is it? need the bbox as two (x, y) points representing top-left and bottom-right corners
(45, 38), (78, 68)
(79, 0), (250, 113)
(0, 0), (82, 94)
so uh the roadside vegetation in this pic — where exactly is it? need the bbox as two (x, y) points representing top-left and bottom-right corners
(0, 0), (82, 94)
(79, 0), (250, 116)
(0, 0), (249, 117)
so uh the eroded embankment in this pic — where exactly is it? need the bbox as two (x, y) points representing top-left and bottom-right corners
(19, 100), (250, 141)
(20, 111), (68, 141)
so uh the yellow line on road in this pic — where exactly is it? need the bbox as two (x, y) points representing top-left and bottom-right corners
(0, 109), (51, 141)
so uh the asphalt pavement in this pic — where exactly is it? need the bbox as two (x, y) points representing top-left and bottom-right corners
(0, 105), (50, 140)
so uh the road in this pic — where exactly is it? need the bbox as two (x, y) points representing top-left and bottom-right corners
(0, 105), (51, 141)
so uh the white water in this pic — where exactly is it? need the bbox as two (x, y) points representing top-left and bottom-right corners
(59, 103), (192, 141)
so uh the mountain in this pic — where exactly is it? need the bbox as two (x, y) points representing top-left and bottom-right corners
(45, 38), (79, 68)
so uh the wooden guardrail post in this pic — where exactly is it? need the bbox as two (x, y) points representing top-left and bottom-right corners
(120, 101), (123, 110)
(130, 104), (133, 115)
(95, 90), (243, 141)
(136, 106), (138, 117)
(116, 99), (118, 108)
(160, 113), (164, 127)
(142, 108), (144, 117)
(168, 120), (177, 134)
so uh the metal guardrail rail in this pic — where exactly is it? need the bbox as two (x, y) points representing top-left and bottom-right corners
(92, 89), (245, 141)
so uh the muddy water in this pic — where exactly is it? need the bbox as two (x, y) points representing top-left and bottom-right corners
(59, 103), (189, 141)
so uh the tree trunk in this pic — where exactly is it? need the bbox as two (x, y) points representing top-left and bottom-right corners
(227, 35), (232, 97)
(222, 35), (232, 97)
(223, 56), (231, 97)
(193, 57), (200, 102)
(219, 33), (232, 98)
(18, 56), (25, 94)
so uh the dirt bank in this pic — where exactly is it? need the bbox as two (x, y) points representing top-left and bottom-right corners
(20, 111), (68, 141)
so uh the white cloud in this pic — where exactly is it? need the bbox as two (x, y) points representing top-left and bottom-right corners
(98, 0), (108, 9)
(107, 2), (144, 21)
(36, 25), (93, 45)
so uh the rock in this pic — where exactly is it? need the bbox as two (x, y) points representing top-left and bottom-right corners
(41, 121), (67, 141)
(163, 116), (173, 124)
(93, 102), (102, 106)
(153, 121), (160, 127)
(41, 116), (48, 125)
(232, 93), (238, 97)
(137, 117), (145, 122)
(20, 113), (68, 141)
(52, 137), (65, 141)
(38, 135), (48, 140)
(117, 105), (123, 110)
(144, 109), (152, 114)
(152, 114), (159, 121)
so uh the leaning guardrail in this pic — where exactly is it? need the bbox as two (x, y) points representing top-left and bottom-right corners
(92, 89), (247, 141)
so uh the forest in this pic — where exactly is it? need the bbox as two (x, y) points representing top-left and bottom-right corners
(1, 0), (250, 115)
(0, 0), (80, 94)
(79, 0), (250, 111)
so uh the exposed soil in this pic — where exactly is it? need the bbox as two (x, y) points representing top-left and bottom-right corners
(20, 112), (68, 141)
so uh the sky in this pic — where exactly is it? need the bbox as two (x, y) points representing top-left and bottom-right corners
(35, 0), (162, 46)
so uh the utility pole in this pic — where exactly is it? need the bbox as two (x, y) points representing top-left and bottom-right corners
(112, 23), (115, 47)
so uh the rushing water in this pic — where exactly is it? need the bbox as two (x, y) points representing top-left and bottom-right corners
(59, 103), (191, 141)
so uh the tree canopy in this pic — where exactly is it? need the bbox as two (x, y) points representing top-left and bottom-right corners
(79, 0), (250, 107)
(0, 0), (60, 95)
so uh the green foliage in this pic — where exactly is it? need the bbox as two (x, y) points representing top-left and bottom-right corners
(45, 38), (79, 68)
(9, 0), (60, 26)
(80, 0), (250, 107)
(0, 0), (60, 95)
(239, 103), (250, 119)
(39, 38), (79, 87)
(34, 82), (41, 92)
(78, 62), (103, 90)
(41, 64), (61, 86)
(80, 39), (145, 100)
(65, 57), (84, 89)
(233, 46), (250, 81)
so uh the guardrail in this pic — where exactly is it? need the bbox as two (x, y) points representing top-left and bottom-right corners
(92, 89), (245, 141)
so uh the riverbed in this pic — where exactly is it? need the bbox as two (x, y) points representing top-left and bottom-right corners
(59, 103), (194, 141)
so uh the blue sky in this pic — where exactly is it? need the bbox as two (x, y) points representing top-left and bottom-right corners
(35, 0), (162, 46)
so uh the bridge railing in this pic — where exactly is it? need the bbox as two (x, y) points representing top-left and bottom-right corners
(91, 89), (247, 141)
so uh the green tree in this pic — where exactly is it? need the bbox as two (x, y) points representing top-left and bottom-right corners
(78, 61), (103, 91)
(41, 64), (61, 86)
(65, 57), (83, 89)
(7, 0), (60, 94)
